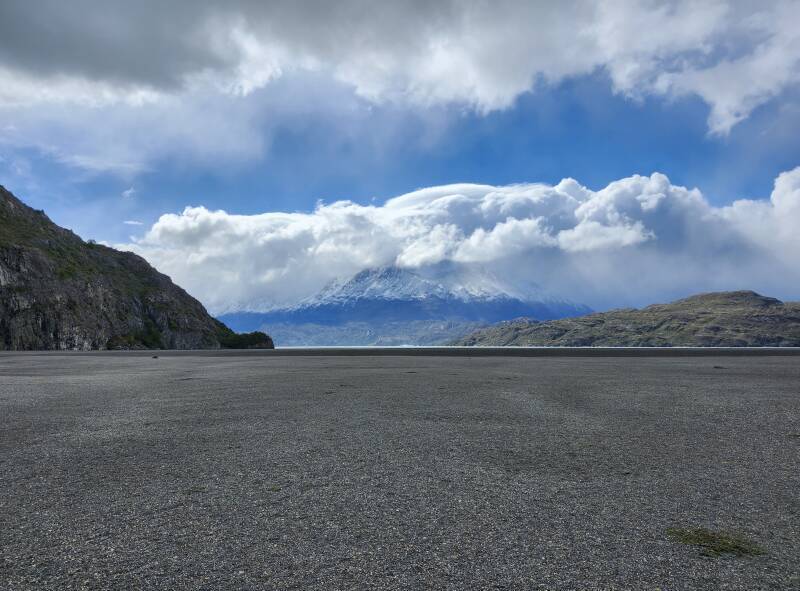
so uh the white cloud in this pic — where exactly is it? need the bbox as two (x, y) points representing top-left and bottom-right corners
(0, 86), (272, 174)
(556, 220), (651, 252)
(122, 167), (800, 314)
(722, 166), (800, 262)
(123, 220), (143, 225)
(122, 187), (136, 198)
(653, 1), (800, 134)
(0, 1), (797, 176)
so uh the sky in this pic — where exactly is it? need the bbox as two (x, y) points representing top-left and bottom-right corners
(0, 1), (799, 312)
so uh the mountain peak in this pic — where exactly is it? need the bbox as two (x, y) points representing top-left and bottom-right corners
(668, 290), (783, 309)
(218, 264), (591, 344)
(310, 266), (452, 305)
(305, 264), (575, 308)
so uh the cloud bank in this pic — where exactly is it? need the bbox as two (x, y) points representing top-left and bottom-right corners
(124, 167), (800, 314)
(1, 1), (799, 173)
(2, 0), (797, 135)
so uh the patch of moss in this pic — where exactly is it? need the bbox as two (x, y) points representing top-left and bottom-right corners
(55, 264), (79, 280)
(667, 527), (765, 557)
(106, 318), (165, 350)
(138, 319), (164, 348)
(106, 334), (138, 349)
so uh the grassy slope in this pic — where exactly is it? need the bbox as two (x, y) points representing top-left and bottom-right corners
(453, 291), (800, 347)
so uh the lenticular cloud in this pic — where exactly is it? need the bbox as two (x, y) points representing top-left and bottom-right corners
(124, 168), (800, 314)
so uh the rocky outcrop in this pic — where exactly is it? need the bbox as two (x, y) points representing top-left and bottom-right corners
(0, 185), (273, 350)
(452, 291), (800, 347)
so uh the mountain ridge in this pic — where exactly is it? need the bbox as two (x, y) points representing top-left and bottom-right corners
(452, 290), (800, 347)
(0, 185), (272, 350)
(219, 265), (590, 345)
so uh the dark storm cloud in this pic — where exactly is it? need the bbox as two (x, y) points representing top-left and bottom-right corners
(0, 1), (231, 89)
(0, 0), (797, 179)
(0, 1), (451, 91)
(0, 1), (797, 134)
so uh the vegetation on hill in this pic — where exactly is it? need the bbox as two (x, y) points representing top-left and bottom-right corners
(0, 184), (273, 350)
(452, 291), (800, 347)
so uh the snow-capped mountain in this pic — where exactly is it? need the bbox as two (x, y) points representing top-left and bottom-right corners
(306, 264), (538, 304)
(218, 265), (590, 345)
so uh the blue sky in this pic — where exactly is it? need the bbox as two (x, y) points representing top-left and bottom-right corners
(1, 1), (799, 311)
(3, 70), (799, 244)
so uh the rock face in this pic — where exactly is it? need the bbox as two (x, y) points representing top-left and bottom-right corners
(0, 185), (273, 350)
(452, 291), (800, 347)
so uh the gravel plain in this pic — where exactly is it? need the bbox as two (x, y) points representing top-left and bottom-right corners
(1, 351), (798, 590)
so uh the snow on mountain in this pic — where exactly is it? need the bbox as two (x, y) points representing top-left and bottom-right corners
(218, 264), (590, 345)
(296, 264), (560, 308)
(306, 267), (453, 305)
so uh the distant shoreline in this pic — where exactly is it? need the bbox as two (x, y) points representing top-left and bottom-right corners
(2, 346), (800, 357)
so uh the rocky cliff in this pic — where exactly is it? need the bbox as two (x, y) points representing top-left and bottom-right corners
(0, 185), (272, 350)
(452, 291), (800, 347)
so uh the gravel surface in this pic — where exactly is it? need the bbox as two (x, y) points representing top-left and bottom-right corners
(1, 352), (798, 590)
